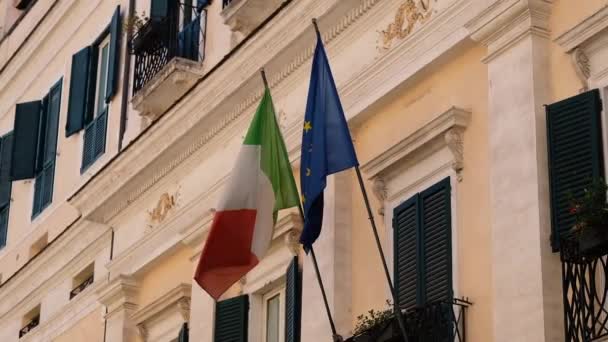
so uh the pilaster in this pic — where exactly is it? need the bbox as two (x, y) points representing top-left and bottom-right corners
(467, 1), (562, 341)
(97, 275), (139, 342)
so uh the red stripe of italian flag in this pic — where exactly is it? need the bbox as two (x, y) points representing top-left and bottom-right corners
(194, 87), (300, 300)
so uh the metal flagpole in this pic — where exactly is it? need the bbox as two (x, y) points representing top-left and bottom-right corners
(260, 69), (343, 342)
(309, 18), (410, 342)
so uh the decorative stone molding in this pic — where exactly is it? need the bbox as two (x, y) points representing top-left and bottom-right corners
(379, 0), (435, 50)
(444, 127), (464, 181)
(97, 275), (139, 318)
(221, 0), (283, 37)
(275, 211), (303, 255)
(131, 284), (191, 342)
(131, 58), (205, 121)
(571, 47), (590, 91)
(372, 177), (387, 216)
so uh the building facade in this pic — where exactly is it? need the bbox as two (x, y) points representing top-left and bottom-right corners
(0, 0), (607, 341)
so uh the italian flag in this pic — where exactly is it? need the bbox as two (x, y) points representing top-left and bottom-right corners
(194, 87), (300, 300)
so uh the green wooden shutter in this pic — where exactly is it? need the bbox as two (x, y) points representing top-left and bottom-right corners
(285, 256), (301, 342)
(0, 133), (13, 209)
(11, 101), (41, 180)
(420, 177), (452, 304)
(66, 47), (92, 137)
(82, 121), (96, 171)
(106, 6), (121, 102)
(44, 81), (62, 165)
(393, 194), (420, 310)
(94, 109), (108, 159)
(546, 89), (604, 250)
(151, 0), (170, 19)
(178, 322), (189, 342)
(178, 18), (199, 61)
(214, 295), (249, 342)
(0, 205), (8, 248)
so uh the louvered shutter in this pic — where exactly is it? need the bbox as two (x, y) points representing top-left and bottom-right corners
(82, 121), (96, 171)
(151, 0), (170, 19)
(178, 322), (189, 342)
(420, 177), (452, 304)
(32, 171), (44, 216)
(66, 47), (92, 137)
(546, 89), (604, 250)
(106, 6), (121, 102)
(285, 256), (301, 342)
(0, 133), (13, 208)
(179, 17), (200, 61)
(0, 205), (8, 248)
(214, 295), (249, 342)
(393, 195), (420, 310)
(11, 101), (41, 180)
(94, 109), (108, 159)
(44, 81), (62, 165)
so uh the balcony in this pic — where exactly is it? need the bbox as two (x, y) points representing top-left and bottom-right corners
(221, 0), (283, 39)
(561, 237), (608, 341)
(347, 298), (471, 342)
(130, 7), (206, 121)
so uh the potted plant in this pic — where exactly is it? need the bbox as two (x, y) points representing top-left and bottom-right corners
(569, 179), (608, 257)
(351, 301), (404, 342)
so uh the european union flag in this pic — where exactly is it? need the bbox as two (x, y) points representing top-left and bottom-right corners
(299, 27), (358, 252)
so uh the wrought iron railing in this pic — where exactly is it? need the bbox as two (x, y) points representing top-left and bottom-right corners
(222, 0), (233, 8)
(561, 237), (608, 341)
(130, 8), (206, 94)
(19, 315), (39, 338)
(70, 274), (94, 299)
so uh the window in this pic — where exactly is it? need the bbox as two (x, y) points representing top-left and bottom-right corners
(263, 289), (285, 342)
(0, 132), (13, 249)
(214, 295), (249, 342)
(70, 263), (95, 299)
(393, 177), (452, 309)
(19, 305), (40, 338)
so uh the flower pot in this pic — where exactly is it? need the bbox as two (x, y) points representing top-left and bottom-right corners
(579, 225), (608, 257)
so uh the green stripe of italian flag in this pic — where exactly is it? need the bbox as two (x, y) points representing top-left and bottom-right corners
(195, 87), (300, 300)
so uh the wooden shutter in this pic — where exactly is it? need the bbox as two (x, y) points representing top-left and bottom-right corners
(178, 322), (189, 342)
(393, 195), (420, 310)
(32, 171), (44, 216)
(179, 18), (199, 61)
(420, 177), (452, 304)
(0, 133), (13, 209)
(66, 47), (93, 137)
(151, 0), (170, 19)
(11, 101), (41, 180)
(546, 89), (604, 250)
(44, 81), (62, 165)
(214, 295), (249, 342)
(106, 6), (121, 102)
(285, 256), (301, 342)
(94, 109), (108, 159)
(82, 121), (96, 171)
(0, 205), (8, 248)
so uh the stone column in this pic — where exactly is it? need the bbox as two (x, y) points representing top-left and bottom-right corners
(301, 172), (353, 340)
(97, 275), (139, 342)
(467, 1), (562, 341)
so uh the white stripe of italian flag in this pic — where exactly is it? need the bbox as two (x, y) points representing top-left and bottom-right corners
(194, 87), (300, 300)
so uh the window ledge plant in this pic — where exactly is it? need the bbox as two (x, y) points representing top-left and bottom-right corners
(569, 179), (608, 256)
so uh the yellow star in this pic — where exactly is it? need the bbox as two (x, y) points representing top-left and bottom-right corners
(303, 121), (312, 133)
(301, 194), (306, 204)
(306, 168), (311, 177)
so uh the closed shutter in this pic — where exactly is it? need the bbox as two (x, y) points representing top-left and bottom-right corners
(11, 101), (41, 180)
(151, 0), (170, 19)
(94, 110), (107, 158)
(179, 18), (199, 61)
(82, 122), (96, 171)
(214, 295), (249, 342)
(546, 89), (604, 250)
(66, 47), (92, 137)
(178, 322), (189, 342)
(393, 195), (420, 310)
(0, 133), (13, 208)
(106, 6), (121, 102)
(285, 256), (301, 342)
(0, 205), (8, 248)
(420, 177), (452, 304)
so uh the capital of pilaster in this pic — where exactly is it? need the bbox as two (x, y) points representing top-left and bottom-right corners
(466, 0), (552, 63)
(97, 275), (139, 318)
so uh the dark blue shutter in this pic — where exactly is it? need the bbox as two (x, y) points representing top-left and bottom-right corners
(393, 194), (420, 310)
(151, 0), (170, 19)
(197, 0), (210, 12)
(11, 101), (41, 180)
(178, 18), (199, 61)
(0, 205), (8, 248)
(106, 6), (121, 102)
(420, 177), (452, 304)
(66, 47), (92, 137)
(178, 322), (189, 342)
(0, 133), (13, 208)
(285, 256), (301, 342)
(546, 89), (604, 251)
(32, 171), (44, 216)
(44, 81), (62, 164)
(82, 122), (96, 171)
(214, 295), (249, 342)
(94, 109), (108, 158)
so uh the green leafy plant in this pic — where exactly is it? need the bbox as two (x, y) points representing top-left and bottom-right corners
(353, 300), (394, 336)
(569, 178), (608, 233)
(123, 11), (149, 33)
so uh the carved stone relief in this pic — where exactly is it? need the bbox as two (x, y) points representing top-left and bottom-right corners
(372, 178), (388, 216)
(379, 0), (436, 50)
(444, 127), (464, 182)
(571, 47), (590, 92)
(146, 188), (181, 230)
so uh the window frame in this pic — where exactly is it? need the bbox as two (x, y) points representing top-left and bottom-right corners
(262, 286), (286, 342)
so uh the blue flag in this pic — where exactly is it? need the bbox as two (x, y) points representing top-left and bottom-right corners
(299, 29), (359, 252)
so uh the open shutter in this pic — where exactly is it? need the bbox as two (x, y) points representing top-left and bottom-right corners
(547, 89), (604, 250)
(178, 18), (199, 61)
(393, 194), (420, 310)
(94, 109), (108, 159)
(0, 205), (8, 248)
(32, 171), (44, 216)
(420, 177), (452, 304)
(214, 295), (249, 342)
(151, 0), (170, 19)
(178, 322), (189, 342)
(66, 47), (92, 137)
(11, 101), (41, 180)
(106, 6), (121, 102)
(0, 133), (13, 208)
(82, 122), (96, 171)
(285, 256), (301, 342)
(44, 81), (62, 165)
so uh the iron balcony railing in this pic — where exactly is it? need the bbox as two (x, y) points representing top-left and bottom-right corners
(19, 315), (39, 338)
(222, 0), (233, 8)
(561, 237), (608, 341)
(69, 274), (94, 300)
(130, 7), (205, 94)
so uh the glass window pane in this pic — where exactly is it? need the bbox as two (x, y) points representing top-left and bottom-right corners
(266, 294), (280, 342)
(96, 42), (109, 115)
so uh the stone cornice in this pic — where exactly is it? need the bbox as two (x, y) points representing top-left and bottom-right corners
(131, 284), (191, 326)
(97, 275), (139, 317)
(554, 5), (608, 52)
(360, 106), (471, 180)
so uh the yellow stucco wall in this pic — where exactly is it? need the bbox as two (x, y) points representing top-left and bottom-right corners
(52, 310), (103, 342)
(350, 42), (492, 341)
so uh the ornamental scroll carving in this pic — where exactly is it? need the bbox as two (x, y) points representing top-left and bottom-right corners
(445, 127), (464, 182)
(571, 47), (590, 92)
(147, 189), (181, 229)
(380, 0), (435, 50)
(372, 178), (388, 216)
